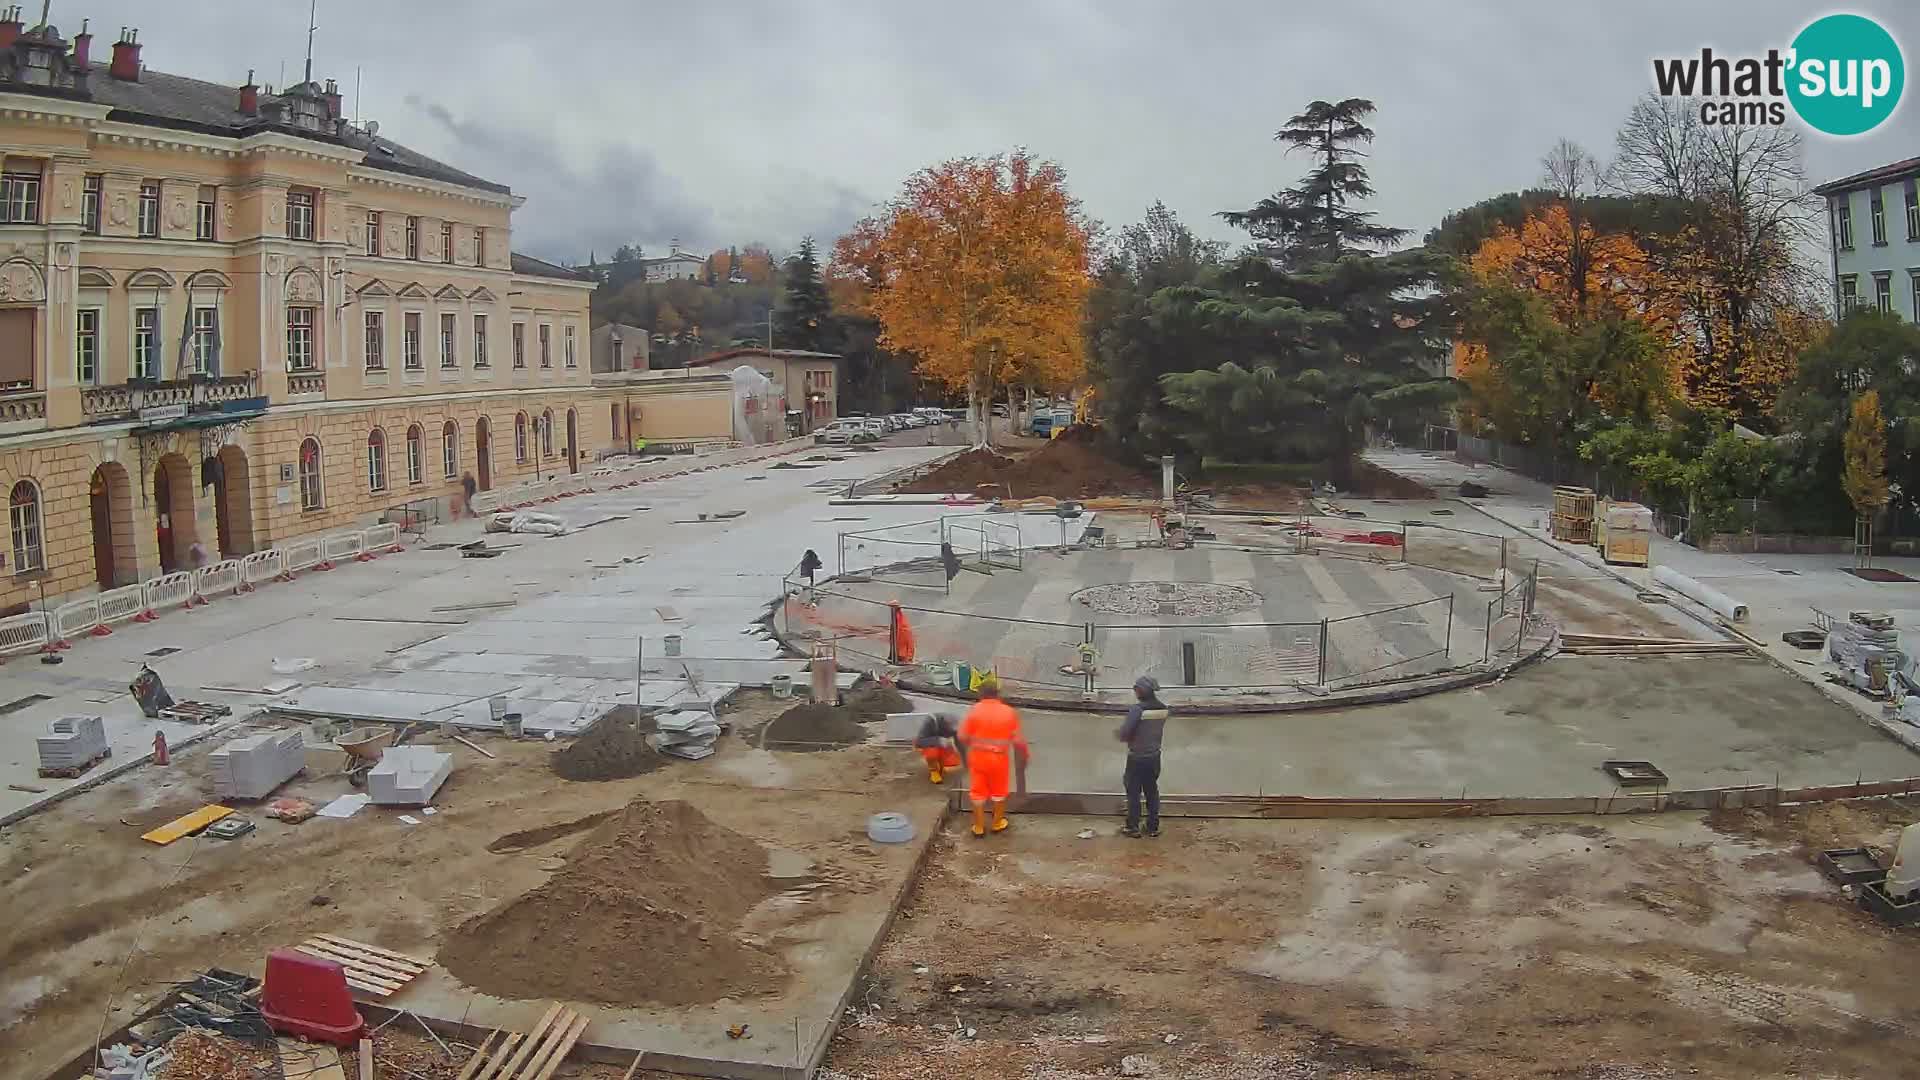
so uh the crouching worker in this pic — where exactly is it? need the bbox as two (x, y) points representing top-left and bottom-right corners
(915, 712), (962, 784)
(958, 677), (1029, 837)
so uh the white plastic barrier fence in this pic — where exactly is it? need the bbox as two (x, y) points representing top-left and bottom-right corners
(322, 531), (364, 564)
(0, 610), (49, 657)
(142, 570), (194, 615)
(283, 535), (325, 574)
(98, 583), (148, 626)
(241, 549), (285, 589)
(470, 490), (506, 514)
(362, 522), (402, 554)
(193, 559), (244, 602)
(51, 597), (101, 643)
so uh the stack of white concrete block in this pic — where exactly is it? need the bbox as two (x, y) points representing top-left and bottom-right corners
(210, 730), (306, 799)
(368, 746), (453, 805)
(648, 710), (722, 761)
(37, 715), (107, 773)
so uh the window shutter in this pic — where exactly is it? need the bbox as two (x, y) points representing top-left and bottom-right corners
(0, 308), (35, 387)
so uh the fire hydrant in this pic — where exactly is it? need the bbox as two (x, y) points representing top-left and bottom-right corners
(153, 730), (170, 766)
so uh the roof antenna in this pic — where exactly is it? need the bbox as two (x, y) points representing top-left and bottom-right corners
(354, 64), (361, 127)
(302, 0), (316, 85)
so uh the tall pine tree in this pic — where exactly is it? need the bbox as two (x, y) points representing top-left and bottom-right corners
(1157, 99), (1454, 483)
(775, 236), (834, 352)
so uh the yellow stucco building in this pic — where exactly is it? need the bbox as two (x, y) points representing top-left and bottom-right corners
(0, 16), (618, 614)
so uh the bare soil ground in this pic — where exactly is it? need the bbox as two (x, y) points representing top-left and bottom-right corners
(823, 809), (1920, 1080)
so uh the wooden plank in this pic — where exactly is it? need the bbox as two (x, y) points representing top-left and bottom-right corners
(290, 946), (404, 990)
(618, 1050), (645, 1080)
(455, 1031), (500, 1080)
(452, 733), (497, 758)
(494, 1004), (562, 1079)
(360, 1039), (374, 1080)
(523, 1013), (588, 1080)
(299, 940), (423, 979)
(470, 1033), (523, 1080)
(509, 1008), (577, 1080)
(140, 804), (233, 845)
(346, 980), (392, 999)
(311, 934), (430, 969)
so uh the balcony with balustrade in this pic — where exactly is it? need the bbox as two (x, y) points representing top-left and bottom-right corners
(79, 371), (261, 425)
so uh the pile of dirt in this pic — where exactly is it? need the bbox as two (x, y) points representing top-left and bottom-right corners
(438, 798), (783, 1006)
(759, 685), (909, 751)
(1343, 459), (1434, 499)
(897, 427), (1153, 499)
(548, 708), (664, 781)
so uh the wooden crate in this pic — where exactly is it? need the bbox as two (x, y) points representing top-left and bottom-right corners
(1552, 486), (1596, 522)
(1598, 501), (1652, 566)
(1549, 513), (1594, 545)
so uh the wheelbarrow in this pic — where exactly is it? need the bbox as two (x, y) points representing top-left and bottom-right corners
(337, 727), (394, 787)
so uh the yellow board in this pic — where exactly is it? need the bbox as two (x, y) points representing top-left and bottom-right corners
(140, 804), (234, 845)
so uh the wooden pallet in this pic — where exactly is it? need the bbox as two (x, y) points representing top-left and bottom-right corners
(457, 1004), (588, 1080)
(293, 934), (430, 999)
(38, 747), (111, 779)
(159, 700), (234, 724)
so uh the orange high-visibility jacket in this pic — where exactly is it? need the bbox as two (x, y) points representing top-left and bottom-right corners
(891, 604), (916, 664)
(959, 698), (1027, 759)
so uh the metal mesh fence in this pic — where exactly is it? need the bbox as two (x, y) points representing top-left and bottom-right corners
(1323, 594), (1456, 686)
(1092, 621), (1321, 691)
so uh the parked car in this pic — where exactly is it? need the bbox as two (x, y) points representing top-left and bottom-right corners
(815, 419), (877, 444)
(862, 417), (889, 438)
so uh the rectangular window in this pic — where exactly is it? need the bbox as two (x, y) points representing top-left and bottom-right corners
(407, 434), (423, 485)
(1908, 180), (1919, 241)
(82, 174), (101, 234)
(403, 312), (422, 370)
(196, 187), (216, 241)
(133, 307), (159, 379)
(190, 307), (217, 374)
(441, 222), (454, 264)
(364, 311), (385, 370)
(440, 313), (457, 368)
(565, 325), (577, 368)
(475, 226), (487, 265)
(1841, 274), (1859, 310)
(0, 168), (40, 224)
(1876, 272), (1893, 313)
(1912, 273), (1920, 325)
(1871, 188), (1887, 245)
(366, 210), (381, 256)
(405, 216), (419, 259)
(75, 308), (98, 384)
(512, 323), (526, 368)
(539, 324), (551, 368)
(287, 188), (314, 240)
(1837, 200), (1854, 250)
(138, 181), (160, 237)
(473, 314), (489, 368)
(443, 427), (458, 479)
(287, 306), (315, 371)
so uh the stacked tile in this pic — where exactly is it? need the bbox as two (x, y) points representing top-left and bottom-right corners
(37, 715), (108, 772)
(210, 730), (306, 799)
(648, 710), (722, 760)
(367, 746), (453, 805)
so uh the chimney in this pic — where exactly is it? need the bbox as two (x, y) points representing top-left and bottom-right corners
(239, 68), (257, 115)
(71, 18), (90, 67)
(108, 27), (139, 81)
(323, 77), (341, 119)
(0, 6), (23, 49)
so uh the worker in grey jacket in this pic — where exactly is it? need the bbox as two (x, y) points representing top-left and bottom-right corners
(1115, 676), (1170, 837)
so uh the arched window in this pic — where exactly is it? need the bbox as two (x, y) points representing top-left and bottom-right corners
(442, 421), (459, 479)
(541, 409), (554, 457)
(405, 424), (424, 484)
(514, 412), (528, 463)
(9, 479), (44, 573)
(367, 428), (387, 492)
(298, 437), (324, 511)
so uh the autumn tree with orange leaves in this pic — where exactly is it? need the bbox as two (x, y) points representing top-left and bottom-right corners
(833, 151), (1092, 445)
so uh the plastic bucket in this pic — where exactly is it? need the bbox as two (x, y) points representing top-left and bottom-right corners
(488, 696), (508, 722)
(954, 662), (972, 691)
(664, 634), (683, 657)
(771, 674), (794, 698)
(500, 712), (523, 738)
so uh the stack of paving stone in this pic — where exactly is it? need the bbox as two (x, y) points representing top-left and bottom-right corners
(210, 730), (306, 799)
(648, 709), (723, 760)
(367, 745), (453, 805)
(36, 715), (108, 774)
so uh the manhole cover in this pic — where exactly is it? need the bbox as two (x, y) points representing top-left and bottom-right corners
(1071, 581), (1262, 617)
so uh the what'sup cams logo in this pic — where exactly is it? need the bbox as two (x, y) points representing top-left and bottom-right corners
(1653, 13), (1904, 136)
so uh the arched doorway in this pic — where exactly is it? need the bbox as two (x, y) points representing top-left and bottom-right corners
(152, 453), (197, 573)
(566, 409), (579, 474)
(474, 417), (492, 491)
(88, 462), (135, 589)
(213, 445), (254, 557)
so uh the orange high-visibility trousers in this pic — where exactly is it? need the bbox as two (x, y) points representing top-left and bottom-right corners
(920, 746), (961, 769)
(890, 604), (916, 664)
(968, 750), (1011, 802)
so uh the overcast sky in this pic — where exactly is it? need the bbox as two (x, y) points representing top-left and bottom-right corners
(68, 1), (1920, 263)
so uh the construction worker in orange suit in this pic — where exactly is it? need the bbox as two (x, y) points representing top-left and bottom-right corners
(888, 601), (916, 664)
(914, 713), (962, 784)
(957, 677), (1028, 837)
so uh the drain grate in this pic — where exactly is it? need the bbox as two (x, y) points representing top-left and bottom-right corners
(0, 693), (51, 717)
(1774, 569), (1799, 576)
(146, 647), (181, 658)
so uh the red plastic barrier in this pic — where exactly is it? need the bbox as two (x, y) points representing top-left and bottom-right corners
(259, 948), (364, 1046)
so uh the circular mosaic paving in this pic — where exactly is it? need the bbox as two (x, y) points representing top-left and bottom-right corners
(1070, 581), (1263, 617)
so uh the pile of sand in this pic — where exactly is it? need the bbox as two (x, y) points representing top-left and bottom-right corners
(758, 686), (909, 751)
(548, 708), (664, 781)
(437, 799), (784, 1006)
(898, 427), (1153, 499)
